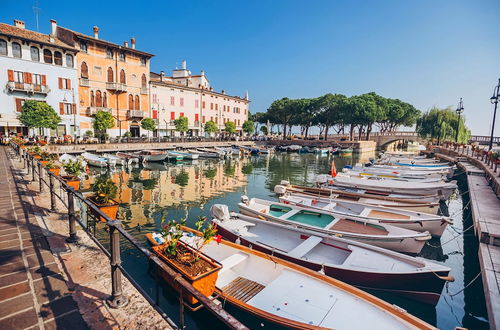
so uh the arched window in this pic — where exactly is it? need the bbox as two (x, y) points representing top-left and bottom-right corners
(96, 90), (102, 107)
(66, 54), (73, 67)
(0, 39), (7, 55)
(103, 92), (107, 107)
(30, 46), (39, 61)
(54, 51), (62, 65)
(107, 67), (113, 83)
(128, 94), (134, 109)
(141, 74), (147, 88)
(81, 62), (89, 78)
(90, 91), (95, 107)
(43, 49), (53, 64)
(120, 69), (126, 84)
(12, 42), (21, 58)
(134, 95), (140, 110)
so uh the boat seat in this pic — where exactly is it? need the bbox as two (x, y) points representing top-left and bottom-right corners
(358, 208), (371, 217)
(287, 235), (323, 258)
(219, 252), (249, 275)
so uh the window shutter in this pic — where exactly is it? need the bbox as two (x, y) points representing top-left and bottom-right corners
(41, 75), (46, 85)
(67, 79), (71, 90)
(24, 72), (30, 83)
(153, 110), (158, 119)
(58, 78), (63, 89)
(7, 70), (14, 82)
(195, 114), (199, 121)
(26, 73), (32, 84)
(72, 104), (76, 114)
(170, 112), (175, 120)
(59, 103), (64, 115)
(15, 98), (22, 112)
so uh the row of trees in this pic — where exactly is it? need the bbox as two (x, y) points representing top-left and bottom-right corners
(416, 107), (470, 144)
(252, 92), (421, 140)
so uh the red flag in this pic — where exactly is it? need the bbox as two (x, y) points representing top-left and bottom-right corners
(330, 159), (337, 177)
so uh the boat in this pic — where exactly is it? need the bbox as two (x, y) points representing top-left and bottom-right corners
(299, 146), (314, 153)
(210, 206), (453, 305)
(59, 153), (87, 168)
(339, 147), (353, 155)
(166, 151), (183, 161)
(278, 193), (452, 237)
(102, 153), (127, 166)
(133, 150), (169, 162)
(116, 151), (140, 163)
(197, 147), (226, 157)
(82, 152), (109, 167)
(316, 174), (457, 200)
(169, 150), (199, 160)
(215, 146), (239, 156)
(340, 168), (445, 183)
(286, 145), (301, 152)
(274, 183), (441, 214)
(238, 197), (431, 254)
(187, 149), (221, 158)
(147, 230), (436, 329)
(356, 164), (451, 178)
(313, 147), (330, 154)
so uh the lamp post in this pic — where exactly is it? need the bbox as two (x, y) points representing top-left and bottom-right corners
(455, 97), (464, 143)
(489, 78), (500, 151)
(62, 88), (77, 139)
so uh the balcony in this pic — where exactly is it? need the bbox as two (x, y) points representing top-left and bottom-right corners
(6, 82), (50, 95)
(79, 78), (90, 87)
(87, 107), (111, 116)
(140, 87), (148, 95)
(127, 110), (144, 119)
(106, 82), (127, 93)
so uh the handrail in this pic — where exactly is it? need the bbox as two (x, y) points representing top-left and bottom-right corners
(11, 142), (247, 330)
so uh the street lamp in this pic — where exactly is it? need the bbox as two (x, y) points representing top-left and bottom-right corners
(455, 97), (464, 143)
(489, 78), (500, 151)
(62, 88), (77, 139)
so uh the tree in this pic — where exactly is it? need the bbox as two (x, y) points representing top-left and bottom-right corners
(267, 97), (296, 139)
(93, 110), (114, 140)
(242, 120), (255, 135)
(260, 125), (268, 135)
(204, 120), (218, 136)
(224, 121), (236, 135)
(141, 118), (156, 137)
(314, 94), (348, 140)
(416, 107), (470, 144)
(174, 116), (189, 140)
(18, 100), (61, 135)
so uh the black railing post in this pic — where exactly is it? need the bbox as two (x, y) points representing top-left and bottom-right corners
(49, 174), (56, 212)
(38, 162), (44, 192)
(107, 223), (128, 308)
(65, 190), (79, 243)
(31, 159), (36, 182)
(26, 154), (30, 175)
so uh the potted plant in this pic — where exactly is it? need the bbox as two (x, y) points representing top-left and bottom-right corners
(151, 217), (221, 305)
(45, 161), (61, 176)
(28, 146), (43, 159)
(88, 176), (119, 222)
(61, 159), (85, 190)
(39, 151), (58, 166)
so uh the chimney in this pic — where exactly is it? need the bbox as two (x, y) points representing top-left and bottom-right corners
(50, 19), (57, 35)
(124, 41), (128, 48)
(130, 37), (136, 49)
(160, 71), (165, 82)
(13, 19), (25, 29)
(93, 26), (99, 39)
(181, 60), (186, 70)
(209, 87), (213, 91)
(221, 90), (225, 95)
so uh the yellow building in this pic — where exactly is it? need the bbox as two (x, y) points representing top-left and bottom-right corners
(55, 23), (154, 137)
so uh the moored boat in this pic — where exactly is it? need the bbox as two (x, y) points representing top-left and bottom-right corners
(82, 152), (109, 167)
(102, 153), (127, 166)
(166, 151), (183, 161)
(133, 150), (169, 162)
(170, 150), (199, 160)
(116, 151), (140, 163)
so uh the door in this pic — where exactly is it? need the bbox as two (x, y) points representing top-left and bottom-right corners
(130, 125), (140, 137)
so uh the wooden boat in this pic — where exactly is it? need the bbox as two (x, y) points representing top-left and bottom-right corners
(316, 174), (457, 200)
(147, 231), (436, 329)
(339, 169), (444, 183)
(102, 154), (127, 166)
(237, 198), (431, 254)
(313, 147), (330, 154)
(166, 151), (183, 161)
(116, 151), (140, 163)
(82, 152), (109, 167)
(349, 164), (450, 179)
(133, 150), (169, 162)
(197, 147), (225, 157)
(286, 145), (301, 152)
(339, 147), (353, 155)
(278, 193), (452, 237)
(210, 207), (453, 305)
(169, 150), (199, 160)
(187, 149), (221, 158)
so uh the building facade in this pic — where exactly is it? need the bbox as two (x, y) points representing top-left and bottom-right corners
(150, 61), (250, 137)
(0, 19), (79, 137)
(56, 23), (154, 137)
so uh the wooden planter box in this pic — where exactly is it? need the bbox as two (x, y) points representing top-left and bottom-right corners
(87, 196), (119, 222)
(48, 168), (60, 176)
(33, 155), (41, 160)
(152, 243), (222, 305)
(61, 176), (80, 191)
(40, 160), (49, 166)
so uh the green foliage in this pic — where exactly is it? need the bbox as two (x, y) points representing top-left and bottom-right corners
(160, 219), (186, 258)
(224, 121), (236, 134)
(28, 146), (43, 155)
(123, 131), (132, 137)
(141, 118), (157, 131)
(93, 110), (114, 131)
(45, 161), (60, 170)
(91, 176), (117, 204)
(18, 100), (61, 129)
(416, 107), (470, 144)
(63, 159), (85, 177)
(84, 130), (94, 137)
(204, 120), (218, 135)
(175, 170), (189, 186)
(204, 167), (217, 179)
(242, 120), (255, 135)
(242, 163), (254, 175)
(174, 116), (189, 134)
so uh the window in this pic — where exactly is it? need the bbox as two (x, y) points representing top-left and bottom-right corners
(66, 54), (73, 67)
(129, 94), (134, 109)
(33, 74), (42, 86)
(202, 116), (205, 123)
(180, 112), (184, 117)
(202, 101), (205, 109)
(90, 91), (95, 107)
(119, 52), (125, 61)
(195, 114), (199, 122)
(141, 74), (147, 88)
(180, 98), (184, 107)
(64, 103), (73, 115)
(152, 94), (157, 103)
(120, 69), (126, 84)
(215, 104), (218, 111)
(134, 95), (140, 110)
(0, 39), (7, 55)
(170, 112), (175, 120)
(81, 62), (89, 78)
(106, 48), (113, 59)
(107, 67), (113, 83)
(14, 71), (23, 83)
(210, 103), (213, 110)
(80, 41), (87, 52)
(140, 57), (146, 66)
(103, 92), (107, 107)
(195, 100), (199, 108)
(30, 47), (39, 61)
(12, 42), (21, 58)
(54, 51), (62, 65)
(43, 49), (52, 64)
(96, 90), (102, 107)
(15, 98), (25, 112)
(170, 96), (175, 105)
(59, 78), (71, 90)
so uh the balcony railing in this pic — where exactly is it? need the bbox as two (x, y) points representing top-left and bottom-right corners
(106, 82), (127, 93)
(87, 107), (112, 116)
(79, 78), (90, 87)
(6, 81), (50, 95)
(127, 110), (144, 118)
(140, 87), (148, 95)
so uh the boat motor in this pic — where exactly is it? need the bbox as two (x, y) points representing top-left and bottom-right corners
(210, 204), (230, 221)
(274, 185), (287, 196)
(240, 195), (250, 205)
(315, 174), (328, 185)
(280, 180), (290, 186)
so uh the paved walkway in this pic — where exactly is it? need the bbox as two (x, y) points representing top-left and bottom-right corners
(0, 148), (88, 329)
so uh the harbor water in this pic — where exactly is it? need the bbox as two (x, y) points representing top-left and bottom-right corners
(83, 152), (489, 329)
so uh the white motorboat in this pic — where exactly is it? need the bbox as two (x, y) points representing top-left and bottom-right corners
(340, 168), (445, 183)
(82, 152), (109, 167)
(187, 149), (221, 158)
(59, 153), (87, 168)
(354, 164), (451, 178)
(170, 150), (199, 160)
(237, 197), (431, 254)
(211, 205), (453, 305)
(133, 150), (169, 162)
(102, 153), (127, 166)
(116, 152), (140, 163)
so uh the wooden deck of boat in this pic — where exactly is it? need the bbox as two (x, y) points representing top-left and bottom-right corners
(368, 210), (410, 220)
(330, 219), (388, 235)
(222, 277), (265, 303)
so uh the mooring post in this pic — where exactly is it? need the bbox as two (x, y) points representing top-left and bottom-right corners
(26, 155), (30, 175)
(179, 288), (185, 329)
(65, 190), (79, 243)
(107, 223), (128, 308)
(38, 162), (43, 192)
(49, 174), (56, 211)
(31, 159), (36, 182)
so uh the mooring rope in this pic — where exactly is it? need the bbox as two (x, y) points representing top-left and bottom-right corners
(447, 270), (483, 297)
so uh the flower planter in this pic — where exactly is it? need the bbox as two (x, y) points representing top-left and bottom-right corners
(152, 242), (222, 305)
(48, 168), (60, 176)
(61, 176), (80, 191)
(87, 196), (119, 222)
(20, 145), (26, 149)
(40, 160), (49, 166)
(33, 155), (41, 160)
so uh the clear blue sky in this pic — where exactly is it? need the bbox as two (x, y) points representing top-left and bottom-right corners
(2, 0), (499, 135)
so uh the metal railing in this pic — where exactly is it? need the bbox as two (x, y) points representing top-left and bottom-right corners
(11, 143), (247, 330)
